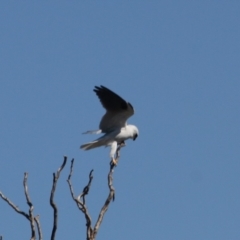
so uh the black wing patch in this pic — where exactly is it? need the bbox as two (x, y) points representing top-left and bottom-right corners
(94, 85), (129, 111)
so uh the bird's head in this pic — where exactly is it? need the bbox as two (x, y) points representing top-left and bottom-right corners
(128, 125), (139, 141)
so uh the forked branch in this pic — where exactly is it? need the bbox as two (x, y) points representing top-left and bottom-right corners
(0, 173), (42, 240)
(67, 159), (94, 239)
(67, 144), (124, 240)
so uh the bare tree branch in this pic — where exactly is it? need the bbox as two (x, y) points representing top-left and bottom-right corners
(67, 159), (94, 239)
(1, 144), (124, 240)
(34, 215), (43, 240)
(0, 191), (30, 221)
(68, 143), (124, 240)
(0, 173), (42, 240)
(23, 172), (36, 240)
(93, 144), (123, 238)
(50, 156), (67, 240)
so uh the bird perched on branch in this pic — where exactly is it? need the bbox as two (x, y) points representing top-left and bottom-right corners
(80, 85), (139, 164)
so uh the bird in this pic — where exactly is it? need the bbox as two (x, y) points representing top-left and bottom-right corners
(80, 85), (139, 164)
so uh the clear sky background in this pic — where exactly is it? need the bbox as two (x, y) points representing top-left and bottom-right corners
(0, 1), (239, 240)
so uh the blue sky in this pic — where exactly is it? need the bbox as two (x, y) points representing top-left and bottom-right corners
(0, 1), (239, 239)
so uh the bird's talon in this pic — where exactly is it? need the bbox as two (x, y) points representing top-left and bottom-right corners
(111, 159), (118, 166)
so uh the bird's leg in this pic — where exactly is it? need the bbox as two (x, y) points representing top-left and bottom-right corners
(110, 141), (118, 166)
(110, 141), (126, 166)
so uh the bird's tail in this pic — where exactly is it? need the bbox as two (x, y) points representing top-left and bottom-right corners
(80, 140), (106, 150)
(82, 129), (102, 134)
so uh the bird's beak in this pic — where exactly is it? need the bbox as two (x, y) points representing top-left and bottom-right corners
(133, 134), (138, 141)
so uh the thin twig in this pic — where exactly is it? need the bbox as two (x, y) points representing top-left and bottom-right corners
(67, 159), (94, 240)
(0, 191), (30, 221)
(50, 156), (67, 240)
(81, 169), (94, 205)
(34, 215), (43, 240)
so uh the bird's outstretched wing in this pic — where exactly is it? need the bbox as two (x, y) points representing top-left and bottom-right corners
(94, 85), (134, 132)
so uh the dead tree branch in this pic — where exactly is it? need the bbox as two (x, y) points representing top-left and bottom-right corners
(67, 159), (94, 239)
(68, 144), (124, 240)
(23, 172), (36, 239)
(50, 156), (67, 240)
(1, 144), (124, 240)
(0, 191), (30, 221)
(34, 215), (43, 240)
(93, 144), (123, 238)
(0, 173), (42, 240)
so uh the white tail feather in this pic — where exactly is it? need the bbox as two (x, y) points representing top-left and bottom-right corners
(80, 140), (105, 150)
(82, 129), (102, 134)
